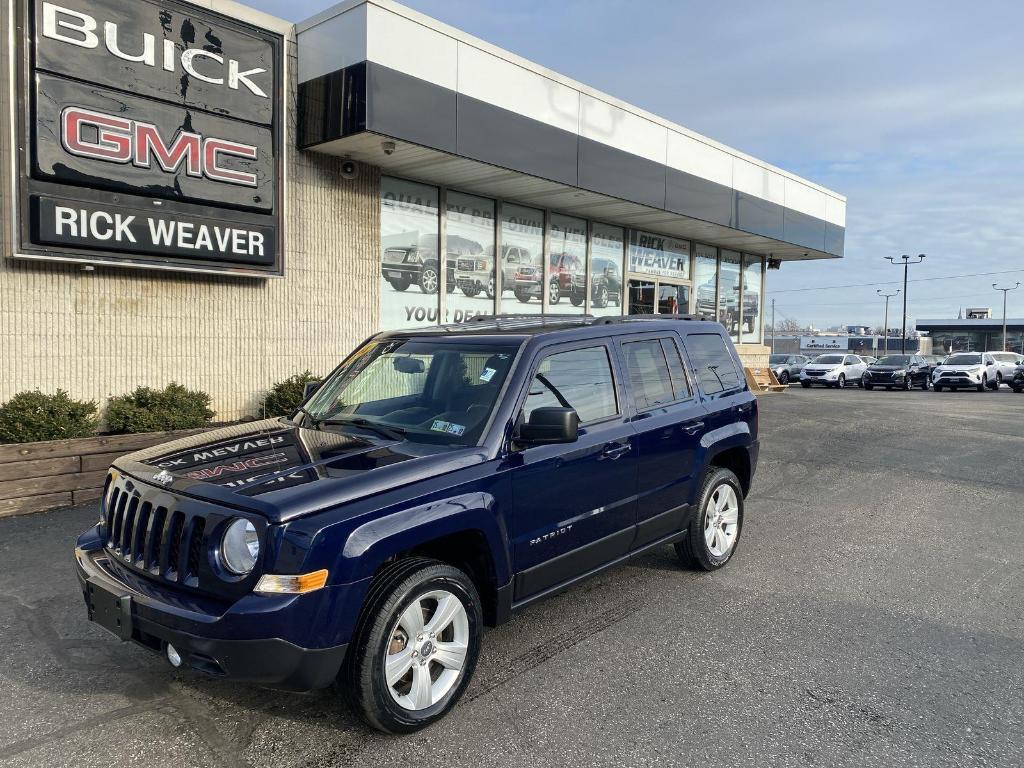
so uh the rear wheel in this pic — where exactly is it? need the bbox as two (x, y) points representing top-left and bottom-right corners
(514, 289), (532, 303)
(461, 286), (479, 298)
(549, 280), (561, 304)
(344, 559), (482, 734)
(675, 467), (743, 571)
(778, 370), (790, 384)
(386, 278), (411, 292)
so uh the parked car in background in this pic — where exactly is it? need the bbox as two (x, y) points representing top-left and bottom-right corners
(861, 356), (879, 366)
(799, 354), (867, 388)
(986, 352), (1021, 389)
(1010, 362), (1024, 393)
(862, 355), (930, 390)
(74, 315), (758, 733)
(931, 352), (995, 391)
(768, 354), (809, 384)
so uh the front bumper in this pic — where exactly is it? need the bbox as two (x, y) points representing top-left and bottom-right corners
(74, 546), (350, 691)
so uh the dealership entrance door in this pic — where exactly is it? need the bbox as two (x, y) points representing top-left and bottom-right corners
(627, 278), (691, 315)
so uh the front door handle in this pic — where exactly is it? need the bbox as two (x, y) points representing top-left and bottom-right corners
(682, 421), (705, 435)
(600, 443), (631, 460)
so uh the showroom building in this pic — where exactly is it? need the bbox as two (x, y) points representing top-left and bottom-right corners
(916, 317), (1024, 354)
(1, 0), (846, 420)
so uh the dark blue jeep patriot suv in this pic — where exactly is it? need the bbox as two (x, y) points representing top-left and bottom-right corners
(75, 315), (759, 732)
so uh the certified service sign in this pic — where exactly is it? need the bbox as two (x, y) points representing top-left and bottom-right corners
(7, 0), (285, 275)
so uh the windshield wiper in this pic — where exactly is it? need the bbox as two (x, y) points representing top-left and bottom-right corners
(293, 405), (321, 429)
(319, 417), (406, 441)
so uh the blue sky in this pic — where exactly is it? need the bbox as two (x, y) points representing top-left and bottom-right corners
(249, 0), (1024, 328)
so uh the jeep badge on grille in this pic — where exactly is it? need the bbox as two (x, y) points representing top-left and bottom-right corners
(152, 470), (175, 486)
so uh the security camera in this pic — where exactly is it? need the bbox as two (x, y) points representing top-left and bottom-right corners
(381, 141), (396, 156)
(340, 159), (358, 179)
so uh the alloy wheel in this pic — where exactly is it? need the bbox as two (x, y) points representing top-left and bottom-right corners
(383, 590), (469, 711)
(420, 267), (438, 293)
(704, 484), (739, 557)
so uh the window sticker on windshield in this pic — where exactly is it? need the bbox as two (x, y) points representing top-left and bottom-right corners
(431, 420), (466, 436)
(479, 367), (497, 383)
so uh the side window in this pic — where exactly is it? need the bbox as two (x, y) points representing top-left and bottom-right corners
(684, 333), (741, 395)
(622, 340), (675, 410)
(522, 346), (618, 424)
(662, 338), (692, 400)
(844, 356), (855, 365)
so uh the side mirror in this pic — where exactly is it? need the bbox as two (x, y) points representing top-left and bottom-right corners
(518, 407), (579, 445)
(303, 381), (322, 399)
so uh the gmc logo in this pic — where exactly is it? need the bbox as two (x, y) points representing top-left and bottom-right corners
(61, 107), (259, 187)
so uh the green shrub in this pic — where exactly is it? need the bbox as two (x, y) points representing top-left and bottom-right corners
(260, 371), (320, 418)
(0, 389), (98, 443)
(105, 383), (214, 434)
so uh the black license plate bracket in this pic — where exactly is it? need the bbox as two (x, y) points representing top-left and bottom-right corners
(86, 579), (133, 641)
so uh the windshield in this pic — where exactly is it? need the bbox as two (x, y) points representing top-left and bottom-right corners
(302, 338), (520, 445)
(813, 355), (845, 364)
(769, 355), (789, 364)
(877, 355), (910, 366)
(945, 354), (981, 366)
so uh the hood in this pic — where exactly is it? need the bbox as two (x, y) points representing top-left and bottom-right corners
(113, 418), (484, 523)
(804, 364), (841, 371)
(935, 364), (982, 372)
(868, 365), (906, 372)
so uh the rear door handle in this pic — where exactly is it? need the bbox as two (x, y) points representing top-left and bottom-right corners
(600, 443), (631, 460)
(682, 421), (705, 435)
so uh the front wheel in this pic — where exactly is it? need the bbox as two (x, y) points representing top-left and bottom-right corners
(778, 370), (790, 384)
(675, 467), (744, 571)
(991, 373), (1003, 390)
(934, 384), (943, 392)
(977, 375), (987, 392)
(836, 373), (847, 389)
(921, 377), (930, 390)
(549, 280), (561, 304)
(345, 559), (482, 734)
(903, 376), (912, 391)
(800, 381), (812, 388)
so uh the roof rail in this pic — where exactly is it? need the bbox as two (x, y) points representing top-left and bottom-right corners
(466, 313), (595, 323)
(594, 313), (708, 324)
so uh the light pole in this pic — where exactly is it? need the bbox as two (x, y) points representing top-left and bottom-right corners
(993, 282), (1020, 351)
(877, 289), (900, 356)
(885, 254), (926, 353)
(771, 298), (776, 353)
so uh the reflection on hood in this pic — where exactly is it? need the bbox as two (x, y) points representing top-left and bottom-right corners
(125, 418), (417, 497)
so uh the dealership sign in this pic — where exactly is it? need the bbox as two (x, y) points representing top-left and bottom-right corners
(6, 0), (284, 274)
(801, 336), (848, 350)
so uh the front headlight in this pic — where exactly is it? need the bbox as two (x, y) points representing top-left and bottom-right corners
(967, 366), (982, 373)
(221, 518), (259, 575)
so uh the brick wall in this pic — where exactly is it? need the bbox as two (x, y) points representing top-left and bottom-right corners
(0, 39), (382, 423)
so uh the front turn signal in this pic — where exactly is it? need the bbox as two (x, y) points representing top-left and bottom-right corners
(254, 569), (329, 595)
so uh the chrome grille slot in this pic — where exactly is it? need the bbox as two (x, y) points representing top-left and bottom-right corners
(120, 496), (140, 555)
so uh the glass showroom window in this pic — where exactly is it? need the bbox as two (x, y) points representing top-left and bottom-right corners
(501, 204), (545, 315)
(380, 177), (440, 330)
(547, 213), (587, 313)
(628, 229), (690, 314)
(741, 255), (764, 344)
(590, 223), (625, 317)
(447, 191), (496, 323)
(718, 250), (742, 341)
(693, 243), (718, 320)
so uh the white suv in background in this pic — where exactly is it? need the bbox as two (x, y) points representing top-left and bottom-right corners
(799, 353), (868, 389)
(986, 352), (1021, 389)
(932, 352), (997, 391)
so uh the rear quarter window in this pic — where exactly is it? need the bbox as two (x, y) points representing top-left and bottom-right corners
(683, 333), (742, 395)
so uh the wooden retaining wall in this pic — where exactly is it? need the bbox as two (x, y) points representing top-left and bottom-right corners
(0, 430), (202, 518)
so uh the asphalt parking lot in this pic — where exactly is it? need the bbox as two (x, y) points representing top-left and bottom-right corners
(1, 387), (1022, 767)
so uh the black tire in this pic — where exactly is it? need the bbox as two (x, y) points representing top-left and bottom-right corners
(1013, 385), (1024, 393)
(778, 370), (790, 384)
(386, 278), (411, 292)
(515, 289), (532, 303)
(934, 384), (943, 392)
(344, 558), (483, 734)
(418, 263), (440, 294)
(921, 377), (930, 390)
(485, 277), (495, 300)
(977, 375), (986, 392)
(569, 295), (583, 307)
(864, 383), (874, 391)
(674, 467), (744, 571)
(549, 280), (561, 304)
(461, 286), (479, 298)
(837, 373), (846, 389)
(903, 376), (912, 391)
(800, 381), (811, 388)
(991, 373), (1003, 390)
(593, 284), (609, 309)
